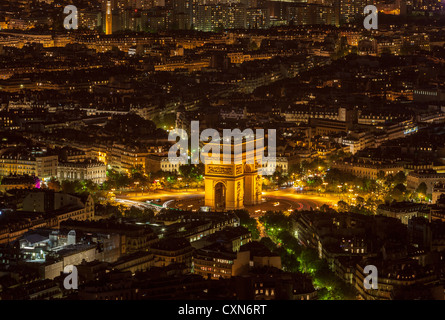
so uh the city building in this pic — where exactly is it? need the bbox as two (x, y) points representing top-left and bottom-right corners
(149, 237), (194, 269)
(0, 148), (58, 180)
(407, 170), (445, 194)
(377, 202), (429, 225)
(57, 160), (107, 184)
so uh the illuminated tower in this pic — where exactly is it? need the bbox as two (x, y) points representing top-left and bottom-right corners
(106, 0), (112, 35)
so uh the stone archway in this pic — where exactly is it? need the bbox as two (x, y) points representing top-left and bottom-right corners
(214, 182), (226, 211)
(205, 162), (262, 210)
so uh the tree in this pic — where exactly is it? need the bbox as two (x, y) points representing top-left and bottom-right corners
(306, 176), (323, 189)
(83, 180), (98, 193)
(384, 174), (394, 186)
(277, 230), (302, 256)
(98, 202), (126, 218)
(386, 187), (404, 202)
(337, 200), (349, 212)
(116, 174), (130, 189)
(234, 210), (260, 240)
(320, 204), (336, 213)
(272, 170), (288, 186)
(179, 164), (194, 180)
(300, 160), (311, 174)
(416, 182), (427, 197)
(61, 180), (83, 194)
(328, 149), (349, 162)
(259, 211), (291, 232)
(356, 196), (365, 206)
(47, 178), (61, 192)
(161, 113), (176, 129)
(259, 237), (276, 251)
(393, 171), (406, 185)
(281, 252), (300, 272)
(130, 165), (149, 188)
(106, 169), (131, 190)
(297, 248), (320, 273)
(377, 170), (386, 181)
(394, 183), (406, 193)
(289, 163), (303, 176)
(324, 168), (356, 187)
(126, 206), (155, 221)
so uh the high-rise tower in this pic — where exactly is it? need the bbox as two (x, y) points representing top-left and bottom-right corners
(105, 0), (112, 34)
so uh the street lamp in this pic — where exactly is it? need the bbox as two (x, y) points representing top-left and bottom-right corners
(322, 182), (328, 196)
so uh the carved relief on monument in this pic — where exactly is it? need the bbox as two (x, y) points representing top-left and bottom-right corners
(255, 175), (262, 198)
(237, 180), (242, 205)
(207, 165), (233, 175)
(236, 164), (243, 175)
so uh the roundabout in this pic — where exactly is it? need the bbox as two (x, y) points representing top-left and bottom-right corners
(119, 188), (338, 216)
(118, 188), (339, 217)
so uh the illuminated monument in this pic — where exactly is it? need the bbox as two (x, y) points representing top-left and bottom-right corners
(204, 135), (263, 211)
(105, 0), (112, 35)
